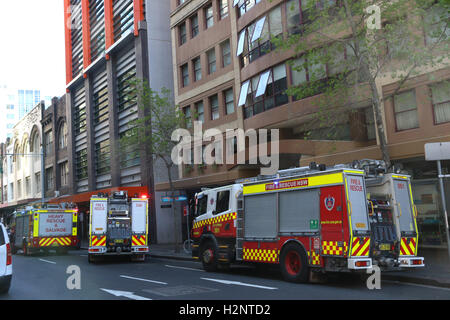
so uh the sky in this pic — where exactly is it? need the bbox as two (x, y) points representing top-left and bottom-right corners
(0, 0), (66, 97)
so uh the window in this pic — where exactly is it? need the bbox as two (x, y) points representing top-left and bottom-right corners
(193, 57), (202, 81)
(424, 6), (450, 46)
(241, 64), (288, 119)
(60, 162), (69, 186)
(75, 149), (88, 181)
(238, 0), (262, 17)
(46, 168), (54, 191)
(240, 5), (282, 67)
(196, 101), (205, 123)
(181, 64), (189, 87)
(191, 14), (199, 38)
(216, 190), (230, 214)
(95, 140), (111, 176)
(184, 106), (192, 128)
(430, 81), (450, 124)
(207, 48), (216, 74)
(59, 122), (68, 149)
(365, 107), (376, 140)
(35, 173), (41, 193)
(178, 0), (186, 5)
(219, 0), (229, 19)
(224, 88), (235, 114)
(10, 183), (14, 200)
(17, 180), (22, 199)
(7, 114), (14, 119)
(6, 104), (14, 110)
(44, 131), (53, 155)
(393, 90), (419, 131)
(25, 177), (31, 196)
(205, 4), (214, 29)
(179, 22), (187, 45)
(221, 39), (231, 67)
(210, 95), (220, 120)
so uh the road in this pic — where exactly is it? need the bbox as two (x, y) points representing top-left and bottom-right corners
(1, 250), (449, 300)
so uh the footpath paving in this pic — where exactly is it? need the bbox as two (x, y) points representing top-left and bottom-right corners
(81, 241), (450, 289)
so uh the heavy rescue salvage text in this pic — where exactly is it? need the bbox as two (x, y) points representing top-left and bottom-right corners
(45, 214), (67, 233)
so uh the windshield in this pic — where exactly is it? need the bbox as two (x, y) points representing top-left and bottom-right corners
(195, 195), (208, 217)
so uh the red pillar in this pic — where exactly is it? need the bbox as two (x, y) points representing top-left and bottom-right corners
(82, 0), (91, 69)
(104, 0), (114, 50)
(64, 0), (73, 84)
(133, 0), (145, 36)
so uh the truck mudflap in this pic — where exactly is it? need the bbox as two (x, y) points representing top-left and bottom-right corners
(398, 256), (425, 268)
(348, 257), (373, 270)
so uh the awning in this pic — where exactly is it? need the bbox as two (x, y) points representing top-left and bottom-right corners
(48, 186), (149, 205)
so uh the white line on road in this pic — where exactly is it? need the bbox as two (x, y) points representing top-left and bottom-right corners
(201, 277), (278, 290)
(39, 259), (56, 264)
(165, 264), (204, 272)
(120, 275), (168, 285)
(383, 280), (450, 291)
(101, 288), (152, 301)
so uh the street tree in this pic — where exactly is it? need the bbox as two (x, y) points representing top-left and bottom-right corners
(120, 78), (186, 252)
(272, 0), (449, 168)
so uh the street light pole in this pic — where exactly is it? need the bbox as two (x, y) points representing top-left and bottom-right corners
(437, 160), (450, 259)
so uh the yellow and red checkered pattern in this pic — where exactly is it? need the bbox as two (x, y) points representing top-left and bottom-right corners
(91, 235), (106, 247)
(132, 235), (147, 247)
(400, 237), (416, 256)
(351, 237), (370, 257)
(39, 237), (72, 247)
(322, 241), (348, 256)
(243, 248), (279, 263)
(308, 250), (321, 266)
(193, 212), (237, 229)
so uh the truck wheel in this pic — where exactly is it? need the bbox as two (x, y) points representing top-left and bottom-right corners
(201, 242), (218, 272)
(280, 243), (309, 283)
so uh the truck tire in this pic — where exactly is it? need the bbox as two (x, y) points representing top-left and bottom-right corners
(88, 254), (96, 264)
(280, 243), (309, 283)
(201, 241), (218, 272)
(131, 254), (146, 262)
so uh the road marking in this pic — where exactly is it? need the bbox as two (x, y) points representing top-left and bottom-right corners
(100, 288), (152, 301)
(165, 264), (204, 272)
(201, 278), (278, 290)
(120, 275), (168, 285)
(383, 280), (450, 291)
(39, 259), (56, 264)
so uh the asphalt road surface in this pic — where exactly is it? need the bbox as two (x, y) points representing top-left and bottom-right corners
(1, 250), (449, 300)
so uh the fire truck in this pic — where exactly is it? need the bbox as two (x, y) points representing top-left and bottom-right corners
(191, 163), (373, 283)
(88, 191), (149, 263)
(353, 159), (425, 270)
(10, 203), (79, 255)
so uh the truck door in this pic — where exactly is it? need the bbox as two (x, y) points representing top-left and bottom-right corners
(131, 199), (148, 247)
(320, 185), (346, 256)
(392, 177), (417, 256)
(212, 188), (233, 237)
(345, 173), (371, 257)
(90, 199), (108, 247)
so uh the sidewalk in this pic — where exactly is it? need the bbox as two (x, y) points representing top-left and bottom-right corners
(81, 241), (450, 288)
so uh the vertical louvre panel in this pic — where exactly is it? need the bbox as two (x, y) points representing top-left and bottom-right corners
(89, 0), (105, 62)
(93, 69), (111, 188)
(71, 0), (84, 78)
(113, 0), (134, 42)
(73, 85), (88, 192)
(116, 47), (140, 186)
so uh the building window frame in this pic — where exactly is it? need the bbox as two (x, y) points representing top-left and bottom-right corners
(393, 90), (419, 132)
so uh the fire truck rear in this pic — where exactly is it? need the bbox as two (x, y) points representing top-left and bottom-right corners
(191, 164), (373, 283)
(11, 203), (78, 255)
(356, 160), (425, 270)
(88, 191), (149, 262)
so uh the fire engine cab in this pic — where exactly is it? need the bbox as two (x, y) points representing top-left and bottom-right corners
(191, 163), (373, 283)
(355, 159), (425, 270)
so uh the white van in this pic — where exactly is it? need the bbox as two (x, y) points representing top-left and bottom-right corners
(0, 222), (12, 294)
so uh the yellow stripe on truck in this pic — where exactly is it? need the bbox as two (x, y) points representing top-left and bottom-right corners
(243, 172), (344, 195)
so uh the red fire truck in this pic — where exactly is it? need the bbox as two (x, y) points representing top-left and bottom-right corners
(191, 163), (373, 283)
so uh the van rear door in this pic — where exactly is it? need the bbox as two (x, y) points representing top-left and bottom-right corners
(0, 225), (6, 276)
(131, 199), (148, 247)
